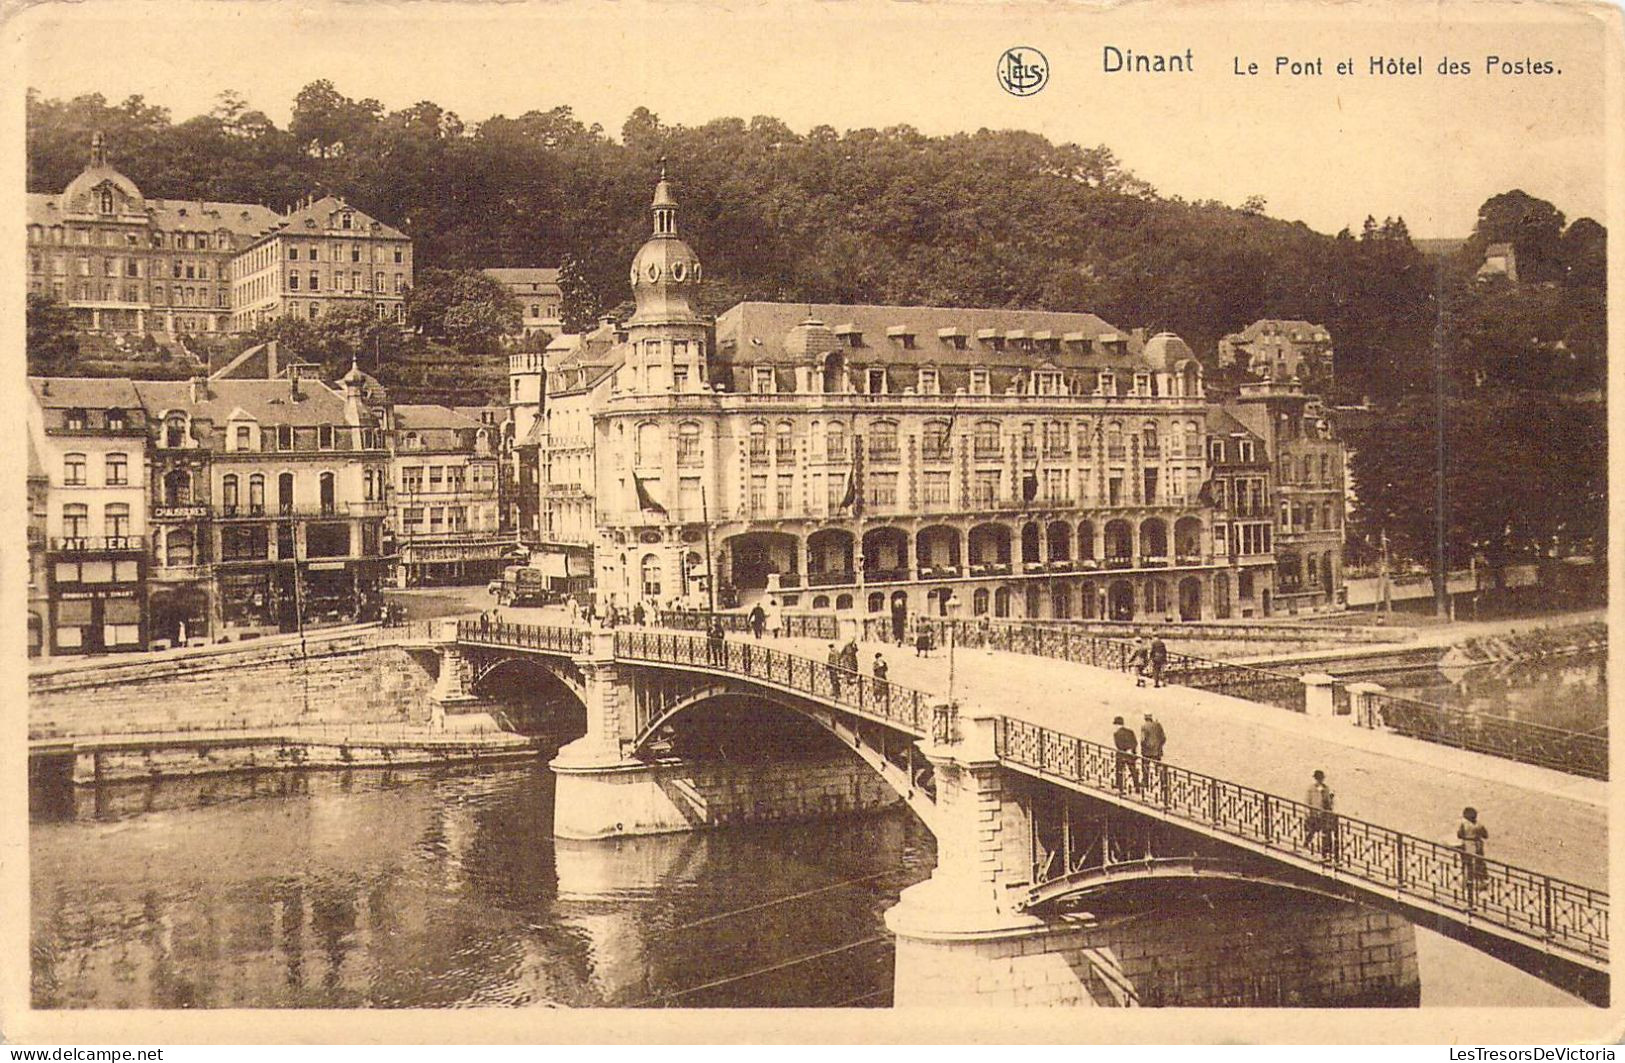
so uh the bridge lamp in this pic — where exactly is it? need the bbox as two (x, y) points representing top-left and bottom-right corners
(945, 591), (963, 706)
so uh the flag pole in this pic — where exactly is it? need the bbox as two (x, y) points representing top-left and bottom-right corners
(701, 479), (717, 617)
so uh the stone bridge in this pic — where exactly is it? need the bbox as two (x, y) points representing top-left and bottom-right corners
(433, 619), (1608, 1007)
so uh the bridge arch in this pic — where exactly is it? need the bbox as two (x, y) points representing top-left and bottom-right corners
(627, 678), (937, 829)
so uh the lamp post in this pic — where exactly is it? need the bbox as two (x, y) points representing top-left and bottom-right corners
(945, 591), (963, 706)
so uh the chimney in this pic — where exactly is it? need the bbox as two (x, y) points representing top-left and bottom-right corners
(289, 364), (302, 400)
(40, 381), (50, 396)
(265, 339), (279, 380)
(1131, 326), (1148, 345)
(189, 376), (207, 404)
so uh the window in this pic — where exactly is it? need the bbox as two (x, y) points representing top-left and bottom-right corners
(402, 466), (423, 493)
(62, 503), (89, 539)
(1043, 420), (1068, 458)
(375, 272), (385, 292)
(1043, 469), (1070, 503)
(923, 471), (951, 506)
(1142, 422), (1160, 457)
(105, 452), (128, 485)
(974, 421), (1001, 459)
(866, 471), (898, 510)
(1033, 371), (1064, 396)
(65, 409), (86, 432)
(918, 368), (939, 395)
(640, 554), (662, 599)
(775, 474), (794, 513)
(318, 425), (334, 450)
(775, 421), (795, 462)
(446, 466), (465, 493)
(922, 420), (952, 461)
(63, 453), (86, 485)
(749, 475), (769, 516)
(308, 270), (320, 291)
(866, 368), (887, 394)
(234, 425), (252, 451)
(394, 273), (404, 294)
(1097, 371), (1116, 396)
(428, 466), (445, 491)
(969, 368), (990, 395)
(222, 474), (240, 511)
(753, 367), (776, 394)
(394, 248), (404, 264)
(973, 470), (1001, 507)
(248, 474), (265, 514)
(104, 503), (130, 542)
(289, 271), (300, 290)
(748, 422), (768, 464)
(826, 423), (847, 461)
(1239, 439), (1256, 463)
(279, 472), (295, 513)
(319, 472), (336, 515)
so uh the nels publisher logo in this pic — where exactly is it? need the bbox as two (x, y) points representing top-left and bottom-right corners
(997, 47), (1049, 96)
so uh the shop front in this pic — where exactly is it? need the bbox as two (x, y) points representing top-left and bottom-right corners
(147, 583), (212, 648)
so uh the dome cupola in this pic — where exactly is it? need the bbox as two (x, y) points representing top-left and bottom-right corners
(784, 316), (838, 361)
(627, 158), (704, 326)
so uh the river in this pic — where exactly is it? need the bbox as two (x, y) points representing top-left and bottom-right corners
(31, 759), (1585, 1009)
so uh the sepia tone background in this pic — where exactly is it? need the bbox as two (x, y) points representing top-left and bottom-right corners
(1, 0), (1620, 1044)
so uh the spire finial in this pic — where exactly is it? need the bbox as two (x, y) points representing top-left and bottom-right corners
(91, 131), (106, 167)
(658, 155), (668, 181)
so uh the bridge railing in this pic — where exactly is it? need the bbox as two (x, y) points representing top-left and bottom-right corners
(1368, 691), (1609, 781)
(615, 629), (932, 736)
(924, 619), (1307, 713)
(456, 620), (590, 656)
(993, 715), (1608, 963)
(655, 610), (841, 640)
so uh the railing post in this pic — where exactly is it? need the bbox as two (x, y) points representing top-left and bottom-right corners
(1395, 835), (1406, 889)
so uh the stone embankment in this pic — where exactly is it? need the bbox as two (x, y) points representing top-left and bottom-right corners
(28, 626), (536, 784)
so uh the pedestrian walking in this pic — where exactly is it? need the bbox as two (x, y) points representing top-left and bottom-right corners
(915, 623), (933, 658)
(1149, 635), (1168, 688)
(826, 642), (843, 696)
(764, 596), (782, 639)
(1139, 711), (1166, 789)
(707, 616), (726, 666)
(1304, 769), (1336, 859)
(632, 602), (645, 627)
(842, 638), (860, 673)
(890, 600), (907, 644)
(1457, 806), (1490, 896)
(1127, 636), (1150, 686)
(1112, 716), (1140, 792)
(749, 603), (767, 640)
(872, 651), (890, 708)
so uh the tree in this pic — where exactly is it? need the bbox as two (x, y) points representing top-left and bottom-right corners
(1558, 217), (1606, 290)
(403, 268), (521, 350)
(26, 293), (80, 375)
(1470, 190), (1566, 282)
(557, 254), (600, 335)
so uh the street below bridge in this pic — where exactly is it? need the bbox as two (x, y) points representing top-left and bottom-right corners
(723, 629), (1606, 893)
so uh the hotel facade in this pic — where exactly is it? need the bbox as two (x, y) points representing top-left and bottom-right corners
(527, 172), (1343, 624)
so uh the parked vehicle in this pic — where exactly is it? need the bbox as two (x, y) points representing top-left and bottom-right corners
(491, 566), (553, 607)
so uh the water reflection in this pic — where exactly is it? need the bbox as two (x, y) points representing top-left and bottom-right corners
(31, 760), (1585, 1008)
(1380, 650), (1606, 732)
(31, 765), (932, 1009)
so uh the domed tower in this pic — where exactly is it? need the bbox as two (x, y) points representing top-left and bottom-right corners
(621, 160), (709, 394)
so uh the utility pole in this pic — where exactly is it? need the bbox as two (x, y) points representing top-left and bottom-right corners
(1433, 255), (1450, 619)
(700, 480), (717, 617)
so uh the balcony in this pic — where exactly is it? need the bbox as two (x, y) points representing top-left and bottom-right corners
(867, 446), (900, 464)
(864, 567), (910, 583)
(49, 535), (146, 552)
(969, 562), (1013, 576)
(775, 572), (803, 589)
(918, 565), (961, 580)
(807, 570), (856, 587)
(920, 446), (953, 464)
(972, 445), (1004, 461)
(1104, 556), (1134, 570)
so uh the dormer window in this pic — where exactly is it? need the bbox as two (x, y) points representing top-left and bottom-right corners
(98, 188), (114, 214)
(1097, 371), (1116, 396)
(65, 409), (86, 431)
(918, 368), (940, 395)
(1239, 439), (1256, 462)
(341, 212), (353, 230)
(1133, 372), (1151, 396)
(318, 425), (335, 450)
(866, 368), (888, 395)
(1033, 371), (1064, 396)
(753, 367), (776, 394)
(106, 408), (126, 432)
(969, 368), (991, 395)
(886, 325), (916, 350)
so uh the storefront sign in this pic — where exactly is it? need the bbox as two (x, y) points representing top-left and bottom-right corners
(307, 561), (348, 571)
(153, 505), (212, 520)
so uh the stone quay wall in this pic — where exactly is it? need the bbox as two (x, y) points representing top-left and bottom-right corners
(29, 638), (439, 741)
(894, 899), (1420, 1008)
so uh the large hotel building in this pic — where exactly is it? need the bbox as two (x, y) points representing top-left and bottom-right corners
(26, 135), (411, 336)
(531, 171), (1347, 624)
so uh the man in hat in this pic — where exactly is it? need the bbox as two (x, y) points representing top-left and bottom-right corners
(1112, 716), (1140, 792)
(1305, 769), (1336, 859)
(1139, 711), (1167, 790)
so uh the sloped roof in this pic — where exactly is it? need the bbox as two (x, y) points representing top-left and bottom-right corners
(394, 404), (483, 431)
(1223, 319), (1330, 345)
(483, 268), (561, 289)
(26, 192), (279, 239)
(133, 378), (356, 427)
(28, 377), (144, 410)
(28, 434), (45, 480)
(250, 195), (408, 247)
(714, 302), (1146, 369)
(1205, 408), (1264, 441)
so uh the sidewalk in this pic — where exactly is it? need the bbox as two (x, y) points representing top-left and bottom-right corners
(755, 629), (1606, 889)
(1237, 608), (1606, 668)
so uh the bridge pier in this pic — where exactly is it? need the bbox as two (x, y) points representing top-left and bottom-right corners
(429, 622), (500, 732)
(550, 631), (898, 839)
(886, 714), (1421, 1007)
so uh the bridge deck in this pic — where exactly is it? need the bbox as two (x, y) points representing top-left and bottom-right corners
(764, 633), (1605, 892)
